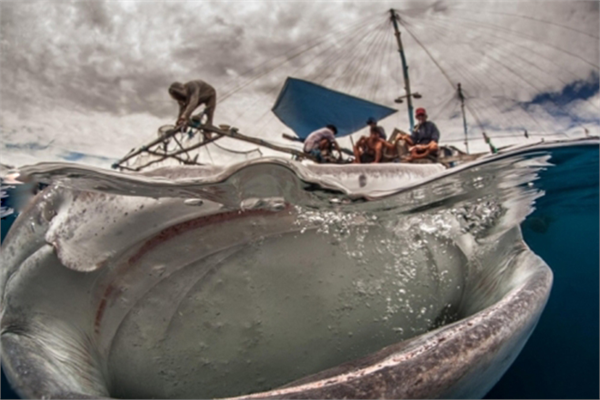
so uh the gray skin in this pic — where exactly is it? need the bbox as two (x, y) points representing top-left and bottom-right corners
(1, 158), (552, 399)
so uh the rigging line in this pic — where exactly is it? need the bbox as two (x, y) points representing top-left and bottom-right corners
(450, 14), (599, 69)
(229, 21), (379, 125)
(469, 95), (543, 135)
(423, 13), (560, 88)
(429, 93), (459, 122)
(448, 5), (600, 40)
(378, 26), (396, 106)
(370, 23), (394, 103)
(485, 131), (566, 138)
(394, 13), (457, 91)
(409, 17), (505, 94)
(351, 21), (391, 98)
(469, 94), (562, 138)
(441, 131), (566, 143)
(425, 11), (594, 83)
(408, 13), (524, 94)
(310, 29), (370, 87)
(247, 109), (274, 138)
(350, 20), (390, 99)
(353, 21), (385, 100)
(426, 13), (600, 115)
(229, 20), (381, 125)
(251, 110), (278, 138)
(364, 20), (395, 102)
(396, 14), (486, 131)
(218, 17), (380, 103)
(404, 16), (492, 101)
(474, 42), (588, 131)
(316, 23), (382, 88)
(291, 17), (384, 83)
(402, 16), (549, 134)
(303, 26), (368, 82)
(307, 19), (379, 87)
(337, 19), (389, 89)
(362, 20), (394, 100)
(311, 18), (383, 75)
(310, 19), (382, 86)
(442, 100), (463, 141)
(212, 141), (261, 155)
(411, 15), (552, 132)
(217, 15), (379, 96)
(330, 23), (385, 91)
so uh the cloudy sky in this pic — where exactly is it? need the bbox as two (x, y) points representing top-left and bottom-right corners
(1, 0), (598, 169)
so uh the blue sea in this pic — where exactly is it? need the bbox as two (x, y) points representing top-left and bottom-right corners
(1, 142), (598, 399)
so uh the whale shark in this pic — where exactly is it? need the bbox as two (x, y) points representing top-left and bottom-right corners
(0, 145), (559, 399)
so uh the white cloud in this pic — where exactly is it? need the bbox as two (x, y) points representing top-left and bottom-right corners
(0, 0), (598, 169)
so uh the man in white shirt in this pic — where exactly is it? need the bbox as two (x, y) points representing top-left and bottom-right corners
(303, 125), (342, 163)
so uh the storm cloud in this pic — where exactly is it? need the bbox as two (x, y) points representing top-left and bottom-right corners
(0, 0), (598, 168)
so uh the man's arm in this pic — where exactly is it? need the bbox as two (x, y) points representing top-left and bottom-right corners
(176, 101), (186, 122)
(408, 141), (438, 160)
(399, 134), (414, 146)
(180, 85), (201, 122)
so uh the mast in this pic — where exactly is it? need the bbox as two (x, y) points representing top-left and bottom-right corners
(390, 9), (415, 132)
(457, 83), (469, 154)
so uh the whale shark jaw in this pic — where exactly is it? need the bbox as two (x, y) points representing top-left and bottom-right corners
(1, 161), (552, 399)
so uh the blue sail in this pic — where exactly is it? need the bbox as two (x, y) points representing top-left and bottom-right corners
(272, 77), (397, 139)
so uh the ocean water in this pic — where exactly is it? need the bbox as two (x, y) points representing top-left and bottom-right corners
(0, 140), (598, 399)
(486, 143), (599, 399)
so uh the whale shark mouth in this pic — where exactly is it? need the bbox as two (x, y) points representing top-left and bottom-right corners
(0, 147), (559, 399)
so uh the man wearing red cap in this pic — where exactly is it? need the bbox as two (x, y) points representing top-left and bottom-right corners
(398, 107), (440, 161)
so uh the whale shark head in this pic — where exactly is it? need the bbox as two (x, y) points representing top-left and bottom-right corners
(1, 155), (552, 399)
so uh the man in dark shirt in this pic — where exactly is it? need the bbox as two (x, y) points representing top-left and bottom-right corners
(169, 80), (217, 131)
(397, 107), (440, 161)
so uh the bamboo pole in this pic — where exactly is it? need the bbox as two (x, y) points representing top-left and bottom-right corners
(114, 127), (181, 167)
(390, 9), (415, 132)
(114, 121), (318, 171)
(197, 123), (313, 160)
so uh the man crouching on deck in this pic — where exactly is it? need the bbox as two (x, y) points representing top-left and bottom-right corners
(168, 80), (217, 133)
(303, 125), (342, 163)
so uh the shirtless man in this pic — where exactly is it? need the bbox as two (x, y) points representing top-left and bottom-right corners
(353, 129), (396, 164)
(168, 80), (217, 131)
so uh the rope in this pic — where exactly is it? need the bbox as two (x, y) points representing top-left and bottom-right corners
(218, 17), (381, 104)
(395, 12), (487, 136)
(418, 14), (592, 132)
(229, 18), (383, 128)
(450, 14), (599, 69)
(406, 15), (551, 133)
(212, 141), (262, 156)
(450, 5), (600, 40)
(349, 22), (389, 98)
